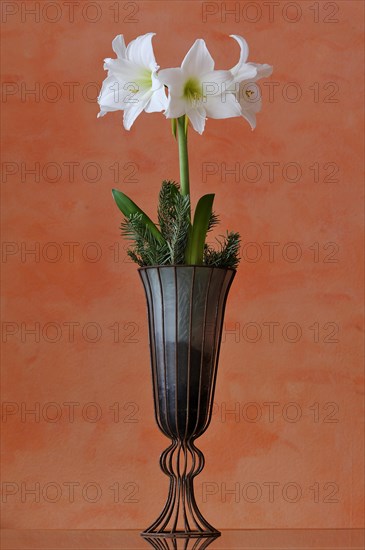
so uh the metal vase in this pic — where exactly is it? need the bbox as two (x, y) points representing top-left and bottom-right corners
(139, 265), (236, 538)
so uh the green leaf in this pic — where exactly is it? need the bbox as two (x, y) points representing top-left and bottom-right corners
(185, 194), (215, 265)
(184, 114), (189, 135)
(171, 118), (177, 139)
(111, 189), (165, 244)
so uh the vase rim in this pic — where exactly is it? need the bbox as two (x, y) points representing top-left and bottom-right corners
(138, 264), (236, 273)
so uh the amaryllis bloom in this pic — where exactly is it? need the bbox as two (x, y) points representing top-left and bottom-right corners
(97, 33), (168, 130)
(229, 35), (273, 129)
(158, 39), (256, 134)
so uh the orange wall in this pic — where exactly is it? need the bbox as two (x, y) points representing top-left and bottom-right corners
(1, 0), (364, 529)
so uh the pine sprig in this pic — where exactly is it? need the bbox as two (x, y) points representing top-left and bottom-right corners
(121, 212), (169, 266)
(158, 180), (180, 238)
(204, 231), (241, 269)
(119, 181), (241, 269)
(207, 211), (220, 232)
(167, 193), (191, 264)
(157, 180), (191, 264)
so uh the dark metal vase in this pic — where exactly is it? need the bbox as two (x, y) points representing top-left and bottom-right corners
(139, 265), (236, 538)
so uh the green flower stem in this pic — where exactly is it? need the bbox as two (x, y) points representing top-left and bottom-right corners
(177, 115), (191, 218)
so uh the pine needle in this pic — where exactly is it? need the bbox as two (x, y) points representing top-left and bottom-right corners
(119, 181), (241, 269)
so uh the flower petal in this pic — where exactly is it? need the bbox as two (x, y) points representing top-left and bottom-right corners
(186, 106), (206, 134)
(158, 67), (185, 95)
(99, 74), (152, 113)
(230, 35), (249, 71)
(181, 39), (214, 77)
(103, 58), (139, 82)
(151, 70), (163, 91)
(145, 87), (168, 113)
(232, 63), (257, 83)
(239, 82), (262, 113)
(205, 93), (242, 119)
(98, 75), (127, 113)
(241, 109), (257, 130)
(229, 35), (260, 83)
(126, 32), (157, 70)
(249, 62), (274, 81)
(164, 97), (186, 119)
(202, 69), (233, 95)
(112, 35), (126, 59)
(123, 96), (150, 130)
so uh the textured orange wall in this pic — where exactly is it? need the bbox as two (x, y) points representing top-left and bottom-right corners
(1, 0), (364, 530)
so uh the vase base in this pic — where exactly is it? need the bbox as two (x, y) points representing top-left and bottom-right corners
(141, 531), (220, 538)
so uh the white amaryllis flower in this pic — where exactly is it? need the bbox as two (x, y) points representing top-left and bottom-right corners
(97, 33), (168, 130)
(229, 35), (273, 129)
(158, 39), (256, 134)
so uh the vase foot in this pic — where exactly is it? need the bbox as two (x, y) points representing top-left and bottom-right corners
(141, 530), (221, 538)
(142, 440), (219, 537)
(141, 532), (220, 550)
